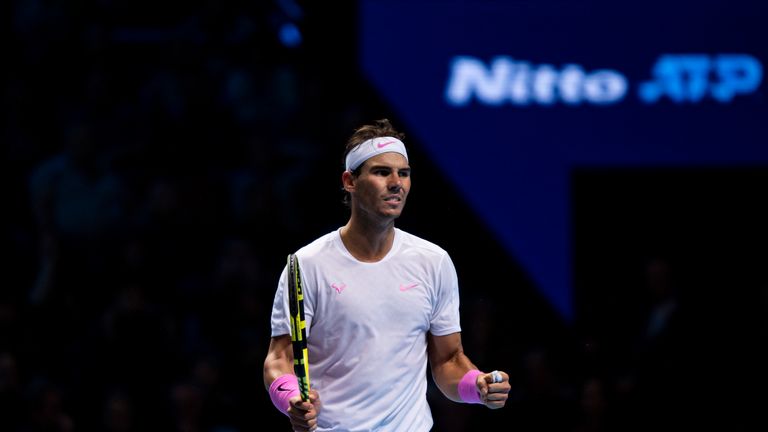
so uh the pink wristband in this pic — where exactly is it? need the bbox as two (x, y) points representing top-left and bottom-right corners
(269, 374), (301, 415)
(458, 369), (484, 404)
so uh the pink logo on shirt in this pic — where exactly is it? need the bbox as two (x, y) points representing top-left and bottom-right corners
(331, 283), (346, 294)
(399, 283), (419, 292)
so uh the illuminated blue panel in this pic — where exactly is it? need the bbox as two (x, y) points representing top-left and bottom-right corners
(359, 0), (768, 322)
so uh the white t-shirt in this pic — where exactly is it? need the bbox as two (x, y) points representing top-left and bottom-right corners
(270, 228), (462, 432)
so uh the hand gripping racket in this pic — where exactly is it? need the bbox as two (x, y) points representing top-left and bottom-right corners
(287, 254), (310, 401)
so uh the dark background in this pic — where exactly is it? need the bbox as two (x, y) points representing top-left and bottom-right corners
(3, 1), (767, 431)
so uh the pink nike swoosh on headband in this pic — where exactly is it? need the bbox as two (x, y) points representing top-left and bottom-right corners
(377, 140), (397, 148)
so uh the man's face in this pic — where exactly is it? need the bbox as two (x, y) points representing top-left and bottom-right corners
(348, 152), (411, 220)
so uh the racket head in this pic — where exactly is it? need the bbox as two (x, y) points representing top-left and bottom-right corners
(287, 254), (310, 401)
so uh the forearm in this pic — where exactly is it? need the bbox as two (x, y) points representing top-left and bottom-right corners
(431, 349), (478, 402)
(264, 335), (321, 429)
(428, 332), (510, 409)
(263, 335), (295, 389)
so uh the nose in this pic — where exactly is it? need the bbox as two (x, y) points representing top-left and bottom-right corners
(388, 173), (403, 190)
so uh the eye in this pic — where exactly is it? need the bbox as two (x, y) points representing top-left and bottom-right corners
(398, 170), (410, 178)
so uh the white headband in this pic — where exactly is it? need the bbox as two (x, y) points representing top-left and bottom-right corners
(345, 137), (409, 171)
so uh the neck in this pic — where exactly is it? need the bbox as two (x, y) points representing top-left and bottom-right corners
(340, 215), (396, 262)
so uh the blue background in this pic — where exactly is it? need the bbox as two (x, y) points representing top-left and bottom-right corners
(360, 0), (768, 321)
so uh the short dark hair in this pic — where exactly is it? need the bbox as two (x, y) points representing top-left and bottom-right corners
(341, 119), (406, 206)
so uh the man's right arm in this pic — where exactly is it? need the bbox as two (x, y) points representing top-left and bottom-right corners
(264, 335), (321, 431)
(264, 335), (295, 388)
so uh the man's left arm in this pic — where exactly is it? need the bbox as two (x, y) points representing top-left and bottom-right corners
(428, 332), (510, 409)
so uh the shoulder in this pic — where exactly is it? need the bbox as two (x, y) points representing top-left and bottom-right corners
(397, 228), (450, 260)
(29, 154), (67, 184)
(295, 229), (340, 261)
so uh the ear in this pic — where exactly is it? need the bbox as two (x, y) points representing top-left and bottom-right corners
(341, 171), (355, 192)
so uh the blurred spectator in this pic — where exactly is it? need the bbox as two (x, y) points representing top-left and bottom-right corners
(100, 282), (177, 429)
(170, 381), (204, 432)
(624, 257), (692, 431)
(0, 352), (24, 431)
(509, 347), (578, 431)
(27, 114), (127, 311)
(571, 375), (611, 432)
(102, 390), (135, 432)
(24, 378), (74, 432)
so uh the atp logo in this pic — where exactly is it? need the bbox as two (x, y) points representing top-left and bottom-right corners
(639, 54), (763, 103)
(445, 54), (763, 106)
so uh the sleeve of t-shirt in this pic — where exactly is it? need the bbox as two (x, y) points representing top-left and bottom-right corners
(429, 253), (462, 336)
(270, 265), (291, 337)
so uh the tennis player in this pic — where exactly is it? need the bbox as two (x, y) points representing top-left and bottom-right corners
(264, 119), (511, 431)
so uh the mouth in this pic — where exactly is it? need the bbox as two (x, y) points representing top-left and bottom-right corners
(383, 195), (403, 203)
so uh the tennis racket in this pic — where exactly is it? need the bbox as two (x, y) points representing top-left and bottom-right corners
(287, 253), (310, 401)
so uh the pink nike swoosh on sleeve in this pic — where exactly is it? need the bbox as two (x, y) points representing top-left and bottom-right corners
(399, 283), (419, 291)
